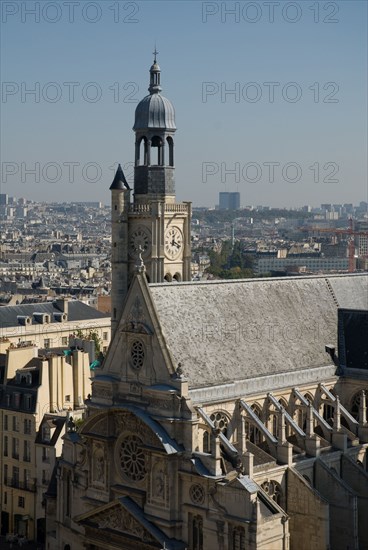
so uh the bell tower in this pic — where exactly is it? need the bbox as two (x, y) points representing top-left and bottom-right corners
(133, 50), (176, 201)
(110, 53), (192, 336)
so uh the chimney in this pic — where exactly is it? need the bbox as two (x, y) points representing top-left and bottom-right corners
(54, 297), (69, 315)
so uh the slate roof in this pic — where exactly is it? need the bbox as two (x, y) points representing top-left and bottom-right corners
(0, 300), (109, 328)
(149, 274), (368, 389)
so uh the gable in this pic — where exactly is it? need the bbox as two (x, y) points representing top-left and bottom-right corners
(102, 271), (176, 385)
(77, 496), (185, 550)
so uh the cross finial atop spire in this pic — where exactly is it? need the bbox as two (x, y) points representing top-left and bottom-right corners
(153, 44), (158, 63)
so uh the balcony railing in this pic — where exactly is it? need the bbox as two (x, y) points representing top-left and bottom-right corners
(4, 477), (36, 492)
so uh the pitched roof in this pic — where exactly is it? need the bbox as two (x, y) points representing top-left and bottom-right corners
(0, 300), (109, 328)
(149, 274), (368, 388)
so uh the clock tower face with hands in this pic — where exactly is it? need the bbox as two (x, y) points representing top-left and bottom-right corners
(164, 226), (183, 260)
(110, 53), (191, 334)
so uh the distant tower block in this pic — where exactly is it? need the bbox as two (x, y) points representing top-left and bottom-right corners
(219, 192), (240, 210)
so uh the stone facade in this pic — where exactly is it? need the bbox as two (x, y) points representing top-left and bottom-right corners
(45, 58), (368, 550)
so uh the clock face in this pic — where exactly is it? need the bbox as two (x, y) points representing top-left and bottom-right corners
(129, 227), (151, 258)
(165, 226), (183, 260)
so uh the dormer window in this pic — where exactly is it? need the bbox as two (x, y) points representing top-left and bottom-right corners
(42, 425), (51, 442)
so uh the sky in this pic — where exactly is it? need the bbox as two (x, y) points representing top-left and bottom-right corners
(1, 0), (367, 208)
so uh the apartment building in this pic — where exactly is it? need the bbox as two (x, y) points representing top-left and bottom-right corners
(0, 341), (92, 542)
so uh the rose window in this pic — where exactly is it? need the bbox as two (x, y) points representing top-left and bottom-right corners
(190, 483), (205, 505)
(119, 435), (146, 481)
(131, 340), (145, 370)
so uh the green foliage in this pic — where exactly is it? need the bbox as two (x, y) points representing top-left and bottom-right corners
(75, 328), (102, 356)
(206, 240), (255, 279)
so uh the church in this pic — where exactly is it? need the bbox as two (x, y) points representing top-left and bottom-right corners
(46, 56), (368, 550)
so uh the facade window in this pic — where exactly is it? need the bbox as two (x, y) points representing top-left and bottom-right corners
(12, 437), (19, 459)
(261, 480), (283, 506)
(24, 419), (32, 435)
(65, 395), (71, 403)
(24, 394), (32, 410)
(44, 338), (51, 349)
(4, 464), (8, 485)
(4, 435), (8, 457)
(230, 526), (246, 550)
(13, 416), (19, 432)
(42, 447), (50, 462)
(24, 440), (31, 462)
(4, 414), (8, 430)
(119, 435), (146, 481)
(24, 469), (31, 489)
(210, 411), (229, 437)
(12, 466), (19, 487)
(323, 403), (334, 425)
(13, 393), (20, 408)
(42, 425), (51, 442)
(130, 340), (145, 370)
(351, 390), (368, 420)
(42, 470), (49, 485)
(203, 430), (210, 453)
(190, 484), (205, 505)
(18, 496), (25, 508)
(4, 491), (7, 505)
(103, 332), (108, 341)
(191, 515), (203, 550)
(61, 337), (68, 345)
(65, 471), (71, 518)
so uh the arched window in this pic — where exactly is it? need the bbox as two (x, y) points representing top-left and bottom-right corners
(203, 430), (210, 453)
(231, 525), (246, 550)
(323, 403), (334, 425)
(268, 413), (278, 438)
(191, 515), (203, 550)
(261, 480), (283, 506)
(351, 390), (368, 420)
(136, 136), (148, 166)
(210, 411), (229, 437)
(247, 403), (262, 444)
(164, 273), (172, 283)
(304, 393), (314, 404)
(151, 136), (163, 165)
(173, 272), (181, 282)
(167, 136), (174, 166)
(294, 407), (307, 432)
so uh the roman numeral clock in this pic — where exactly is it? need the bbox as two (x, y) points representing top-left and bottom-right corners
(164, 226), (183, 260)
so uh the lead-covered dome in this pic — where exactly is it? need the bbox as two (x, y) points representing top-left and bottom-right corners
(133, 56), (176, 131)
(134, 94), (176, 130)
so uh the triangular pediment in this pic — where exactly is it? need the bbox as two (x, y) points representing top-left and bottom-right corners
(76, 496), (185, 549)
(102, 270), (177, 382)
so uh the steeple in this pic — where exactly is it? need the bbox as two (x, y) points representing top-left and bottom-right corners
(109, 164), (130, 190)
(148, 47), (162, 95)
(133, 54), (176, 199)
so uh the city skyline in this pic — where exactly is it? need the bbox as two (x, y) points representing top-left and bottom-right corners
(1, 1), (367, 207)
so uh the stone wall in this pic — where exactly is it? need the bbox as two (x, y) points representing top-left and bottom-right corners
(286, 467), (329, 550)
(315, 459), (358, 550)
(341, 454), (368, 548)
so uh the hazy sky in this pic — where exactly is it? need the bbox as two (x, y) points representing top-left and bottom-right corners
(1, 0), (367, 207)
